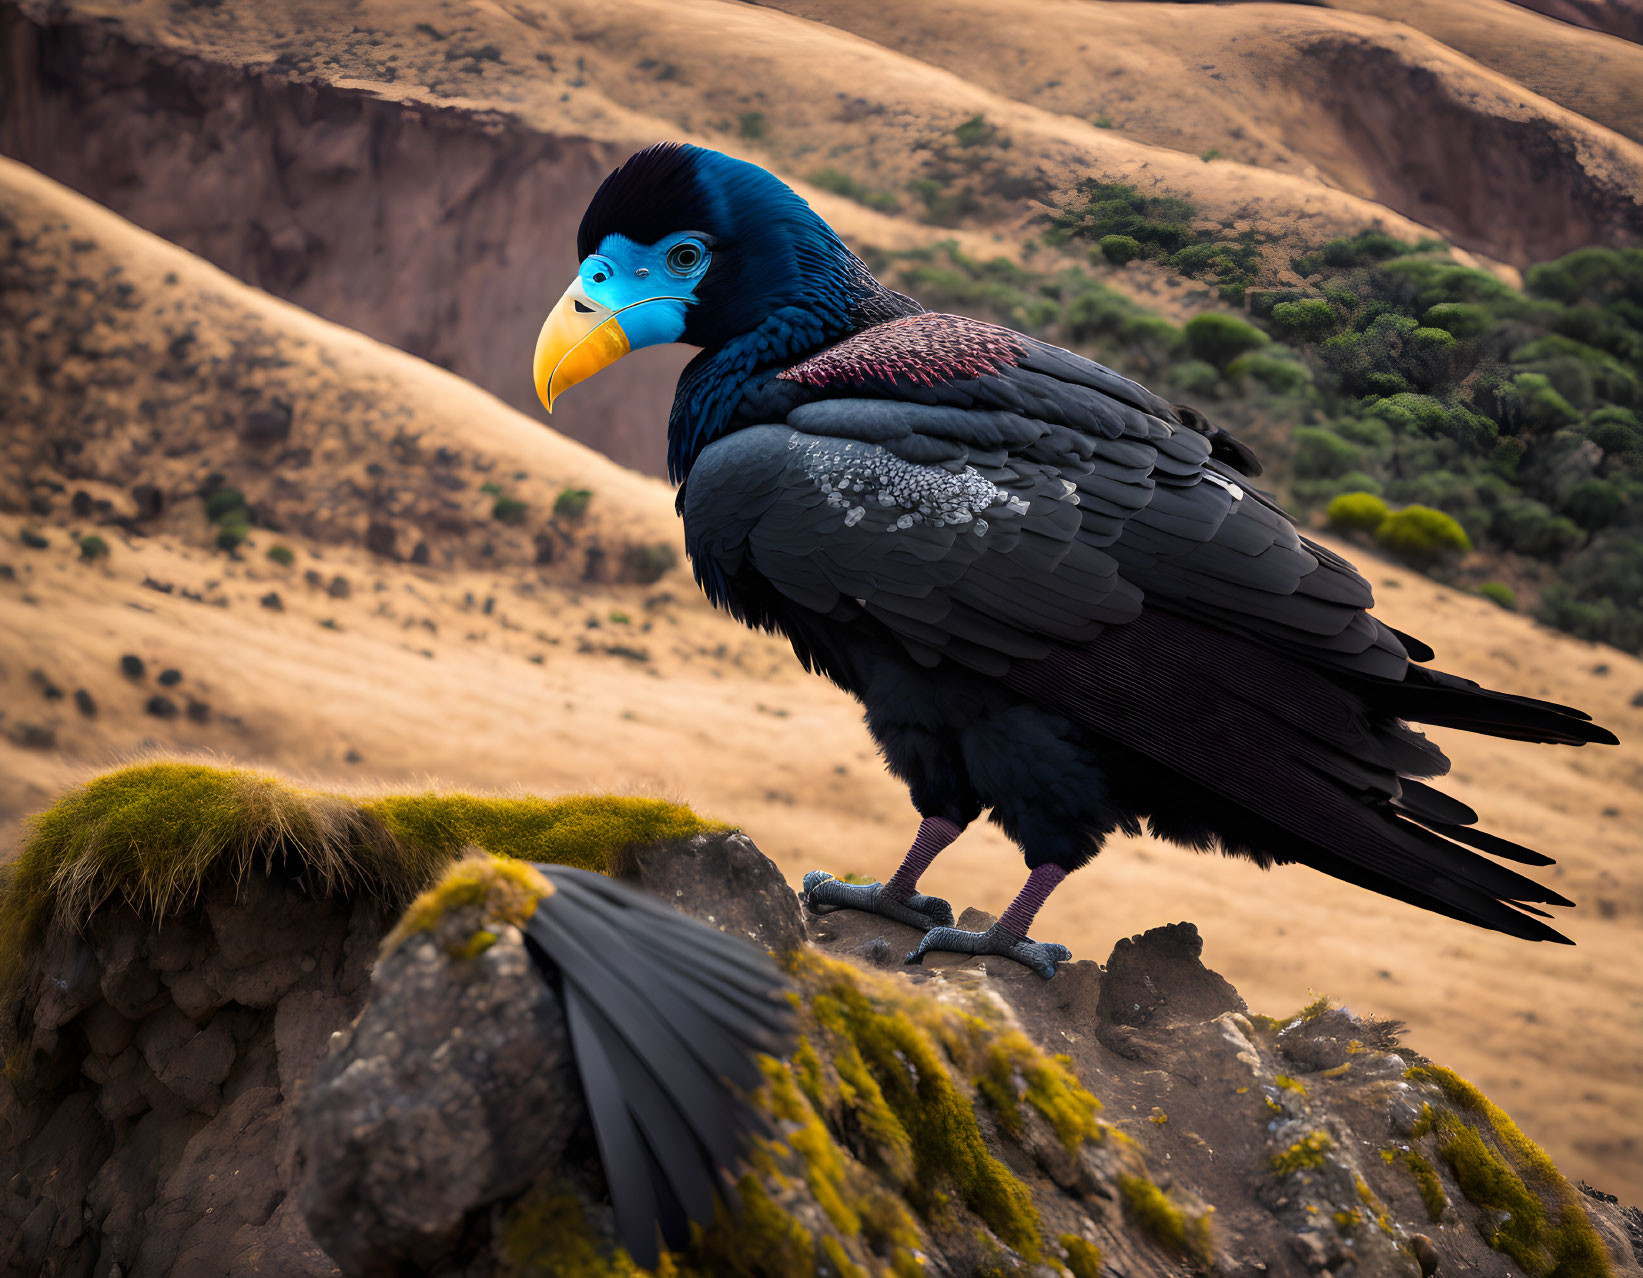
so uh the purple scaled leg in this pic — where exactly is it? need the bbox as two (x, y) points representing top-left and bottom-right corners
(800, 816), (959, 931)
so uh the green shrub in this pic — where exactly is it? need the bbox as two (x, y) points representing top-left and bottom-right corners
(479, 481), (504, 497)
(266, 544), (295, 567)
(78, 534), (108, 560)
(1226, 351), (1311, 394)
(622, 542), (678, 584)
(1376, 505), (1472, 563)
(1099, 234), (1142, 265)
(1422, 302), (1495, 340)
(1169, 360), (1221, 396)
(1332, 417), (1394, 449)
(1585, 406), (1642, 460)
(1292, 426), (1362, 479)
(1332, 470), (1383, 496)
(1565, 479), (1629, 532)
(952, 114), (998, 147)
(1184, 313), (1269, 367)
(1476, 581), (1516, 610)
(205, 487), (246, 521)
(808, 169), (899, 213)
(492, 496), (527, 525)
(1327, 492), (1390, 534)
(553, 487), (593, 521)
(1493, 500), (1584, 559)
(215, 523), (248, 553)
(1270, 298), (1337, 342)
(737, 111), (767, 140)
(1509, 373), (1579, 432)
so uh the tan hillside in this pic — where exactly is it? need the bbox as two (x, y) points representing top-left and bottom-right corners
(4, 153), (1642, 1205)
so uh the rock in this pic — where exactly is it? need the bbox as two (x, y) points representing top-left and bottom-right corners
(364, 521), (398, 558)
(242, 400), (293, 446)
(157, 668), (182, 686)
(20, 529), (48, 549)
(28, 669), (63, 699)
(297, 927), (581, 1275)
(260, 590), (284, 610)
(326, 575), (350, 599)
(1096, 920), (1244, 1031)
(145, 695), (178, 719)
(131, 483), (164, 520)
(1411, 1233), (1440, 1276)
(185, 699), (210, 723)
(120, 653), (146, 679)
(74, 688), (97, 717)
(8, 721), (56, 749)
(612, 829), (807, 954)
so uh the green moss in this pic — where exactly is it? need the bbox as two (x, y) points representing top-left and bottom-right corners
(1273, 1075), (1308, 1098)
(801, 954), (1042, 1260)
(1116, 1175), (1213, 1265)
(1271, 1131), (1332, 1175)
(362, 792), (726, 875)
(1406, 1066), (1613, 1278)
(819, 1236), (867, 1278)
(382, 854), (550, 960)
(1400, 1150), (1447, 1222)
(957, 1019), (1102, 1151)
(1, 763), (728, 1030)
(1061, 1234), (1102, 1278)
(497, 1180), (644, 1278)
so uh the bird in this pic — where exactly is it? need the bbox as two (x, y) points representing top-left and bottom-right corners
(530, 141), (1618, 980)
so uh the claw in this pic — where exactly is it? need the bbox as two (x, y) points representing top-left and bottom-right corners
(905, 923), (1072, 980)
(801, 871), (955, 931)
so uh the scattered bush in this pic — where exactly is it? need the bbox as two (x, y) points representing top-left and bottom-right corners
(737, 111), (767, 140)
(1183, 313), (1269, 367)
(1475, 581), (1516, 610)
(1168, 360), (1221, 397)
(554, 487), (593, 521)
(266, 544), (295, 567)
(807, 169), (899, 214)
(1270, 298), (1337, 342)
(1098, 234), (1142, 265)
(952, 114), (999, 148)
(1422, 302), (1494, 339)
(1225, 351), (1310, 394)
(1327, 492), (1390, 534)
(622, 542), (678, 584)
(1292, 427), (1362, 479)
(205, 488), (246, 521)
(492, 496), (528, 526)
(78, 534), (108, 560)
(1376, 505), (1472, 564)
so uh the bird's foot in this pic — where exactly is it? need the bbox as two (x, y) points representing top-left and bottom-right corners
(905, 924), (1071, 980)
(801, 871), (955, 931)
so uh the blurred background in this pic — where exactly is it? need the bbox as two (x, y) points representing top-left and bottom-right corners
(1, 0), (1639, 1197)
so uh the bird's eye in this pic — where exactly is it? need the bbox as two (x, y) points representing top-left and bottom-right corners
(666, 241), (706, 276)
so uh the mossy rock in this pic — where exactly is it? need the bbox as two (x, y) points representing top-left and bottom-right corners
(0, 761), (727, 1014)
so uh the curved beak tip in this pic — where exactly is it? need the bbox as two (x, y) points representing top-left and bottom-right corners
(533, 282), (631, 417)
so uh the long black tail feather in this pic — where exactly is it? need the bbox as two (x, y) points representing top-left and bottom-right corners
(524, 866), (794, 1268)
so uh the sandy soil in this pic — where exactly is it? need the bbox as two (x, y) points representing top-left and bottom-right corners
(2, 156), (1640, 1200)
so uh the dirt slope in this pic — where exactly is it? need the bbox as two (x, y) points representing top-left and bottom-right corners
(3, 159), (1641, 1199)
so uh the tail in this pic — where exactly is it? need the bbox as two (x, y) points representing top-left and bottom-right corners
(524, 865), (794, 1267)
(1355, 662), (1618, 748)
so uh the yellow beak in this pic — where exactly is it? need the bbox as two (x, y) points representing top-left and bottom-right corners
(532, 278), (631, 413)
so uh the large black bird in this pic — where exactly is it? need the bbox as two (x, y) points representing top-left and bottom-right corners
(532, 143), (1617, 978)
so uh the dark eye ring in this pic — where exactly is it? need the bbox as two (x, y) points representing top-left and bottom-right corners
(666, 241), (704, 275)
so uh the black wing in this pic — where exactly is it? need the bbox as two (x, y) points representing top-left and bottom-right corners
(524, 866), (794, 1267)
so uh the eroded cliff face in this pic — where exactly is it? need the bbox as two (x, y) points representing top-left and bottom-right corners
(0, 7), (691, 478)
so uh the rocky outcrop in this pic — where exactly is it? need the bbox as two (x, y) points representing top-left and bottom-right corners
(9, 819), (1638, 1278)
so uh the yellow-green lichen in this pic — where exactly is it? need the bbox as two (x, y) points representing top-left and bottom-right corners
(1060, 1233), (1102, 1278)
(1271, 1132), (1332, 1175)
(497, 1180), (648, 1278)
(1399, 1150), (1447, 1222)
(382, 854), (551, 961)
(819, 1235), (867, 1278)
(1116, 1175), (1213, 1266)
(950, 1016), (1102, 1152)
(799, 953), (1043, 1261)
(1404, 1066), (1611, 1278)
(1274, 1075), (1308, 1097)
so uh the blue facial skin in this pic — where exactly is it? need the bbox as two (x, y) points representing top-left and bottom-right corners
(580, 230), (712, 351)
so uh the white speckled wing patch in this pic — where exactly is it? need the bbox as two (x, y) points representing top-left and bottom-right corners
(790, 435), (1007, 535)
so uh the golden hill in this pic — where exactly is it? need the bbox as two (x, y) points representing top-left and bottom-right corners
(3, 154), (1641, 1199)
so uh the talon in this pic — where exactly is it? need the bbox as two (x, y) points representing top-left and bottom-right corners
(800, 870), (954, 931)
(903, 923), (1071, 979)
